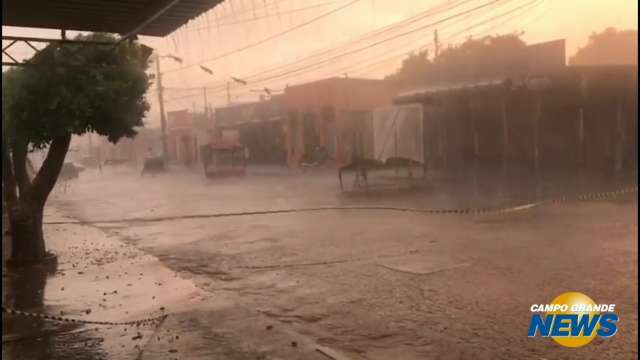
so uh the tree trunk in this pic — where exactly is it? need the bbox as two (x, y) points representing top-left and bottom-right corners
(7, 200), (46, 263)
(4, 134), (71, 265)
(2, 139), (18, 204)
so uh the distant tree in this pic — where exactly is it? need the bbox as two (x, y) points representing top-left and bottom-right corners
(2, 33), (151, 264)
(386, 33), (528, 88)
(386, 49), (433, 87)
(569, 27), (638, 66)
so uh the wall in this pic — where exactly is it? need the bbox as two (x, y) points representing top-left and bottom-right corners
(214, 96), (287, 164)
(284, 77), (397, 166)
(167, 110), (192, 164)
(167, 109), (215, 166)
(524, 39), (566, 74)
(395, 65), (638, 178)
(90, 127), (163, 168)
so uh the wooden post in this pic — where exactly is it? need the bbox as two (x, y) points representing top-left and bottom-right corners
(423, 110), (428, 179)
(500, 101), (509, 200)
(394, 118), (399, 182)
(534, 102), (541, 200)
(473, 111), (479, 168)
(578, 107), (585, 167)
(502, 102), (508, 176)
(422, 106), (429, 179)
(578, 106), (586, 193)
(472, 103), (479, 200)
(442, 115), (448, 173)
(615, 99), (624, 177)
(155, 53), (169, 163)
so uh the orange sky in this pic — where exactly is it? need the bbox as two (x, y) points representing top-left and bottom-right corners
(2, 0), (638, 125)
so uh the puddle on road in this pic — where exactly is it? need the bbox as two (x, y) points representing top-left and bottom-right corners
(2, 208), (229, 360)
(376, 254), (471, 275)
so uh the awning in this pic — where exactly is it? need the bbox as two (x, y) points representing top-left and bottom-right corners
(2, 0), (224, 37)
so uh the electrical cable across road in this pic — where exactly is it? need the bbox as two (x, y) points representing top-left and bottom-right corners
(2, 306), (168, 327)
(5, 185), (637, 328)
(43, 186), (638, 226)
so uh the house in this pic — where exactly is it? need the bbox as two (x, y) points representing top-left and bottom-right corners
(167, 110), (214, 166)
(393, 64), (638, 177)
(214, 95), (287, 164)
(283, 77), (397, 167)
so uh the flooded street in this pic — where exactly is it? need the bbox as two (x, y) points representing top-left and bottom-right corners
(3, 0), (637, 358)
(4, 166), (636, 359)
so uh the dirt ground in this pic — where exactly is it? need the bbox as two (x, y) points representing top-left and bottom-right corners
(4, 165), (638, 359)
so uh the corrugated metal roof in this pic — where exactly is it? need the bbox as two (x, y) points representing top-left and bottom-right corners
(2, 0), (223, 37)
(395, 80), (504, 99)
(285, 76), (390, 90)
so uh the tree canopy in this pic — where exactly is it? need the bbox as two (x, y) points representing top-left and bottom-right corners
(2, 33), (152, 263)
(386, 34), (528, 88)
(569, 27), (638, 66)
(2, 33), (151, 151)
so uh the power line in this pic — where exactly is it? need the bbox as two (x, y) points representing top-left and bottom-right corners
(351, 0), (542, 77)
(164, 0), (540, 104)
(203, 0), (507, 94)
(164, 0), (478, 87)
(161, 0), (515, 104)
(162, 0), (486, 94)
(192, 0), (345, 31)
(230, 0), (476, 81)
(447, 0), (540, 39)
(162, 0), (326, 70)
(221, 0), (538, 96)
(516, 0), (553, 30)
(163, 0), (362, 74)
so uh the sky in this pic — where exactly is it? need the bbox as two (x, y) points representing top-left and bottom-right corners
(2, 0), (638, 127)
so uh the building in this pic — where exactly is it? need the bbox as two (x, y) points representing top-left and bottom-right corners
(397, 39), (567, 97)
(214, 95), (287, 164)
(393, 65), (638, 178)
(90, 127), (163, 167)
(283, 77), (397, 167)
(167, 110), (214, 166)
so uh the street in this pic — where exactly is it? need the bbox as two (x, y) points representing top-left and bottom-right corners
(2, 1), (638, 359)
(3, 166), (635, 359)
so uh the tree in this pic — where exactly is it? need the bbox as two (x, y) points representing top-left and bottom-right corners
(386, 34), (527, 88)
(2, 33), (151, 264)
(569, 27), (638, 66)
(386, 49), (433, 87)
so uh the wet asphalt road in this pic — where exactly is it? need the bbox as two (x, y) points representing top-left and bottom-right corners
(3, 165), (638, 359)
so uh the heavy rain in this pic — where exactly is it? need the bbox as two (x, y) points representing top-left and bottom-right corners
(2, 1), (638, 359)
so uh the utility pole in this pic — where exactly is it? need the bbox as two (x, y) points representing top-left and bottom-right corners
(155, 53), (169, 162)
(227, 77), (247, 105)
(203, 87), (209, 120)
(434, 29), (440, 58)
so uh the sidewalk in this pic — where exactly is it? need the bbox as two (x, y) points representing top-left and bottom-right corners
(2, 207), (355, 360)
